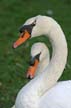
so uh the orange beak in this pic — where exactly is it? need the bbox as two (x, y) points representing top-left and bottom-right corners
(27, 59), (39, 79)
(13, 30), (30, 48)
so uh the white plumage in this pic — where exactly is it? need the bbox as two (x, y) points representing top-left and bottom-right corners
(12, 15), (71, 108)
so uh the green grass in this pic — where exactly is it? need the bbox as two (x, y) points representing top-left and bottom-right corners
(0, 0), (71, 107)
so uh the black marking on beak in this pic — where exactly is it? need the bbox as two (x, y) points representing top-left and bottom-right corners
(19, 20), (36, 35)
(29, 53), (41, 66)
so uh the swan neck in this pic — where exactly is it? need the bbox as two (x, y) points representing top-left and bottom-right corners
(38, 24), (68, 94)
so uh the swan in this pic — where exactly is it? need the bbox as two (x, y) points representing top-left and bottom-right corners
(26, 42), (50, 79)
(12, 15), (71, 108)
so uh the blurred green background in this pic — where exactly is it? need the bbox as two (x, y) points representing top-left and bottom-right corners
(0, 0), (71, 108)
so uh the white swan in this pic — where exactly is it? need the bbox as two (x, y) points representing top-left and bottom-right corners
(13, 15), (71, 108)
(26, 42), (50, 79)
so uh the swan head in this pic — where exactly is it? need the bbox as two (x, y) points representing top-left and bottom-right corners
(27, 42), (49, 79)
(30, 42), (49, 61)
(13, 15), (52, 48)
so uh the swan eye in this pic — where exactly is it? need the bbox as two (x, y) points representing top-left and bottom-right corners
(31, 20), (36, 26)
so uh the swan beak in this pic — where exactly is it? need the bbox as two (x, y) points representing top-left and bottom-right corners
(27, 59), (39, 79)
(13, 30), (30, 48)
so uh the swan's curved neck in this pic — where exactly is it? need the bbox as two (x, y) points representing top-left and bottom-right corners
(30, 22), (67, 96)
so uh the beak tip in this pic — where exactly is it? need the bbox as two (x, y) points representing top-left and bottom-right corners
(12, 43), (17, 49)
(26, 74), (34, 79)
